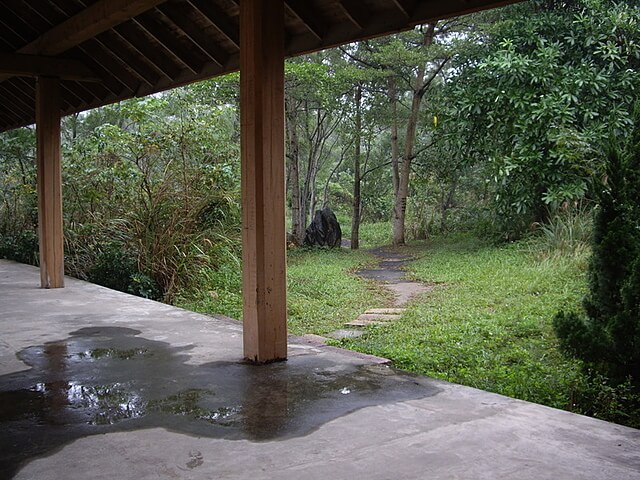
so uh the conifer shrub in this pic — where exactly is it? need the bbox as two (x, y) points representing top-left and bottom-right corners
(553, 107), (640, 384)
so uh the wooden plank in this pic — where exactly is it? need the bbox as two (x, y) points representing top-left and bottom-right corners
(114, 21), (182, 81)
(389, 0), (415, 18)
(0, 83), (33, 118)
(158, 2), (228, 67)
(285, 0), (327, 42)
(0, 80), (36, 115)
(339, 0), (372, 30)
(0, 52), (100, 82)
(19, 0), (168, 56)
(240, 0), (287, 363)
(0, 0), (168, 83)
(188, 0), (240, 50)
(36, 76), (65, 289)
(134, 12), (205, 75)
(93, 32), (162, 88)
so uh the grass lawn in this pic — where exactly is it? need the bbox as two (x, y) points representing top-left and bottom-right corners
(286, 248), (390, 334)
(337, 235), (590, 411)
(178, 226), (639, 427)
(177, 242), (390, 336)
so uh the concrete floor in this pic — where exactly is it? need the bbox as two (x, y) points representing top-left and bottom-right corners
(1, 259), (639, 479)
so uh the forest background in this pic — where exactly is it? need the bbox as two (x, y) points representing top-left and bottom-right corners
(2, 0), (640, 427)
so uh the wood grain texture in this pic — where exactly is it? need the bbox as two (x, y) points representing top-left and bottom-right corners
(36, 77), (64, 288)
(240, 0), (287, 363)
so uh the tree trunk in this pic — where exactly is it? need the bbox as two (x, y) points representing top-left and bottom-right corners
(285, 96), (304, 245)
(392, 23), (436, 246)
(389, 77), (400, 196)
(351, 84), (362, 250)
(440, 179), (458, 233)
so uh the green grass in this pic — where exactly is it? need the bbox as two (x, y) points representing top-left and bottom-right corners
(177, 227), (639, 426)
(340, 219), (392, 249)
(286, 247), (390, 334)
(338, 234), (590, 411)
(177, 246), (390, 336)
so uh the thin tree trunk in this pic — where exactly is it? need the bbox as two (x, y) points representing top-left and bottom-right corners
(286, 96), (304, 245)
(351, 83), (362, 250)
(440, 179), (457, 233)
(389, 77), (400, 196)
(392, 23), (436, 246)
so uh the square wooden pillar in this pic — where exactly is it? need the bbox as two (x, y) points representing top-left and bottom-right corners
(240, 0), (287, 362)
(36, 76), (64, 288)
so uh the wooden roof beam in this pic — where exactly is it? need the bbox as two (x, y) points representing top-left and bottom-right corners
(93, 32), (162, 89)
(188, 0), (240, 50)
(19, 0), (169, 56)
(389, 0), (415, 18)
(410, 0), (516, 24)
(113, 22), (182, 81)
(133, 14), (202, 75)
(0, 80), (36, 115)
(158, 2), (228, 67)
(339, 0), (372, 30)
(0, 85), (32, 120)
(0, 52), (101, 82)
(0, 0), (168, 84)
(285, 0), (327, 43)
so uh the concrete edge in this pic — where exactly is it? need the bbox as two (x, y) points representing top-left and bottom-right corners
(291, 334), (392, 365)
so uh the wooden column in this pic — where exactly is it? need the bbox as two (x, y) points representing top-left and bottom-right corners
(240, 0), (287, 362)
(36, 76), (64, 288)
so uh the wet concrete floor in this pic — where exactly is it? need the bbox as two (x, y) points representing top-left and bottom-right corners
(2, 260), (640, 480)
(0, 326), (435, 478)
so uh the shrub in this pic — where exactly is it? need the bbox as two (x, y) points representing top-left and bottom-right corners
(0, 230), (39, 265)
(554, 114), (640, 384)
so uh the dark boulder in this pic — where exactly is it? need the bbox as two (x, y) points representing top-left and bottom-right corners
(303, 207), (342, 248)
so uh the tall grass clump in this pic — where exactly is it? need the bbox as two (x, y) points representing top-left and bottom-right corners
(529, 204), (593, 262)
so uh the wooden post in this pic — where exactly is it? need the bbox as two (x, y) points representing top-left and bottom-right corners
(240, 0), (287, 362)
(36, 76), (64, 288)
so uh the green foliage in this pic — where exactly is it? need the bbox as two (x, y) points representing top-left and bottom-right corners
(0, 127), (38, 264)
(0, 230), (39, 265)
(1, 79), (242, 302)
(317, 235), (637, 426)
(554, 112), (640, 384)
(442, 0), (640, 236)
(287, 248), (390, 334)
(87, 241), (161, 300)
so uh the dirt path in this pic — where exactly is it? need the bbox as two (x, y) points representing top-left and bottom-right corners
(327, 246), (433, 339)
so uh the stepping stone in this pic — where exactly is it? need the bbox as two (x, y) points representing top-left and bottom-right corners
(365, 308), (405, 315)
(326, 329), (365, 340)
(345, 318), (387, 327)
(356, 313), (402, 322)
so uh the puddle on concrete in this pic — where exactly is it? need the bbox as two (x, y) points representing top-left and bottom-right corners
(0, 327), (438, 478)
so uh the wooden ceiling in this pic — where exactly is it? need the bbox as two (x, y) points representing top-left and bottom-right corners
(0, 0), (516, 132)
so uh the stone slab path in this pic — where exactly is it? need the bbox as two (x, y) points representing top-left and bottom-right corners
(328, 247), (434, 339)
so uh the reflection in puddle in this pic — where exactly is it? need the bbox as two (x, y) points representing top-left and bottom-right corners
(0, 327), (438, 478)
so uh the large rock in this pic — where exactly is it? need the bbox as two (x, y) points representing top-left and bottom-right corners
(304, 207), (342, 248)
